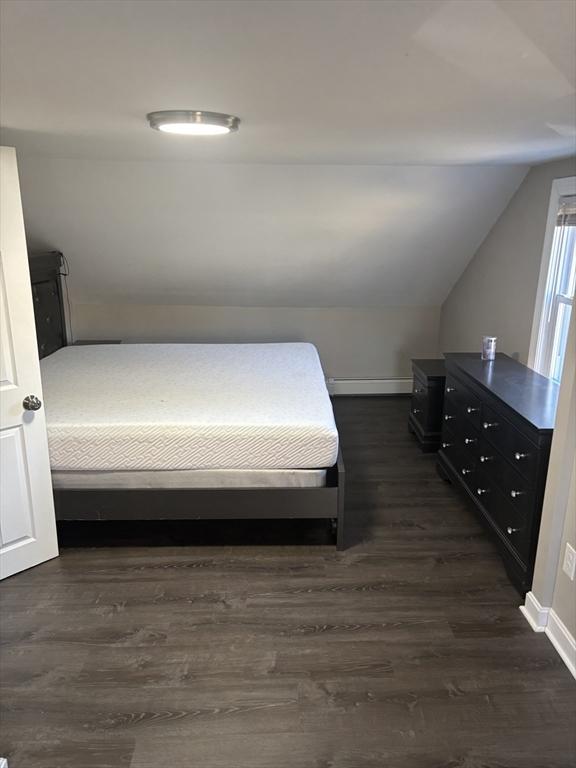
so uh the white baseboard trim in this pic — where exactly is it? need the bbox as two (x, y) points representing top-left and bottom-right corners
(520, 591), (549, 632)
(520, 593), (576, 678)
(545, 609), (576, 679)
(328, 377), (412, 396)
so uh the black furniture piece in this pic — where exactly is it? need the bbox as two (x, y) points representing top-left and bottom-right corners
(73, 340), (122, 345)
(53, 453), (346, 543)
(408, 358), (446, 452)
(437, 353), (559, 595)
(28, 251), (67, 359)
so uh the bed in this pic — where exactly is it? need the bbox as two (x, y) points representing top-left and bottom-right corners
(30, 253), (348, 548)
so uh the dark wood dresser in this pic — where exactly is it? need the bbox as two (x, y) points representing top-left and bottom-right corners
(409, 358), (446, 452)
(437, 353), (559, 595)
(29, 251), (67, 358)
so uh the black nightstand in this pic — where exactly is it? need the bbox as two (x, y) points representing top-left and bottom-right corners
(408, 358), (446, 452)
(73, 340), (122, 345)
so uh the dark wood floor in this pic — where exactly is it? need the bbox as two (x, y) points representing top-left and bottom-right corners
(1, 397), (574, 768)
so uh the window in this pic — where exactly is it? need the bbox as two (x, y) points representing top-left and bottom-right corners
(530, 178), (576, 383)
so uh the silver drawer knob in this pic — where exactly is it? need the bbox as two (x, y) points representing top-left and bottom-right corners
(479, 455), (493, 463)
(444, 414), (455, 421)
(23, 394), (42, 411)
(461, 468), (472, 476)
(477, 487), (488, 496)
(483, 421), (498, 429)
(466, 406), (479, 414)
(514, 452), (529, 461)
(442, 442), (452, 449)
(446, 386), (456, 393)
(510, 490), (525, 499)
(414, 387), (424, 394)
(507, 526), (521, 535)
(413, 408), (422, 414)
(464, 438), (477, 445)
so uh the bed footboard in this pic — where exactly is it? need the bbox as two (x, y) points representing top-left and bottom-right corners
(53, 450), (349, 549)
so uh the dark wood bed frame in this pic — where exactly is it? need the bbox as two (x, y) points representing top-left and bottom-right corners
(30, 252), (349, 548)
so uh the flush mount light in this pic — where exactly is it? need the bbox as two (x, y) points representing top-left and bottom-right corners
(147, 110), (240, 136)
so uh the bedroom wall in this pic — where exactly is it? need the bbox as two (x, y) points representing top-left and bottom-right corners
(524, 311), (576, 670)
(70, 303), (440, 381)
(14, 155), (526, 381)
(440, 156), (576, 360)
(551, 460), (576, 642)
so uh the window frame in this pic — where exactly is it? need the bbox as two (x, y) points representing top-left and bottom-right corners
(528, 176), (576, 379)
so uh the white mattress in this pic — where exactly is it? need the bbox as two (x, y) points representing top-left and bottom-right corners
(40, 343), (338, 472)
(51, 468), (327, 490)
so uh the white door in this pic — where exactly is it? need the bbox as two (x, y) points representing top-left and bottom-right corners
(0, 146), (58, 579)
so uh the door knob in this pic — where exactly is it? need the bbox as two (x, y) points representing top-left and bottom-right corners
(23, 394), (42, 411)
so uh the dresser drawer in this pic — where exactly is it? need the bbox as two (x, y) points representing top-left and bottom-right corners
(443, 375), (463, 421)
(444, 375), (460, 401)
(412, 374), (427, 397)
(480, 404), (539, 481)
(442, 406), (480, 455)
(477, 437), (536, 516)
(451, 417), (480, 452)
(441, 395), (460, 432)
(410, 392), (428, 428)
(440, 430), (478, 489)
(444, 374), (482, 430)
(475, 470), (531, 565)
(456, 380), (482, 431)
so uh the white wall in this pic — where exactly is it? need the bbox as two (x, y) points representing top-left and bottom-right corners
(15, 155), (526, 380)
(551, 461), (576, 642)
(71, 303), (441, 380)
(440, 156), (576, 360)
(523, 311), (576, 676)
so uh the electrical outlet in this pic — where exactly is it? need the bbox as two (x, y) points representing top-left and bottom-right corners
(563, 543), (576, 581)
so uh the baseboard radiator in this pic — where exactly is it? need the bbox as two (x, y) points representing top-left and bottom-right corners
(327, 378), (412, 396)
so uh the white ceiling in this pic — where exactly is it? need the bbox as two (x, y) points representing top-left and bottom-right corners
(1, 0), (575, 165)
(1, 0), (571, 310)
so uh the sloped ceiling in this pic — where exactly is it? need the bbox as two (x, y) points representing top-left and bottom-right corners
(18, 158), (526, 306)
(1, 0), (573, 307)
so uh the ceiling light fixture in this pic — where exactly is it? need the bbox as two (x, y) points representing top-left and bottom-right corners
(147, 110), (240, 136)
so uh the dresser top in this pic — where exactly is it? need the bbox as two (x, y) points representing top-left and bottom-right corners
(445, 353), (560, 432)
(412, 358), (446, 380)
